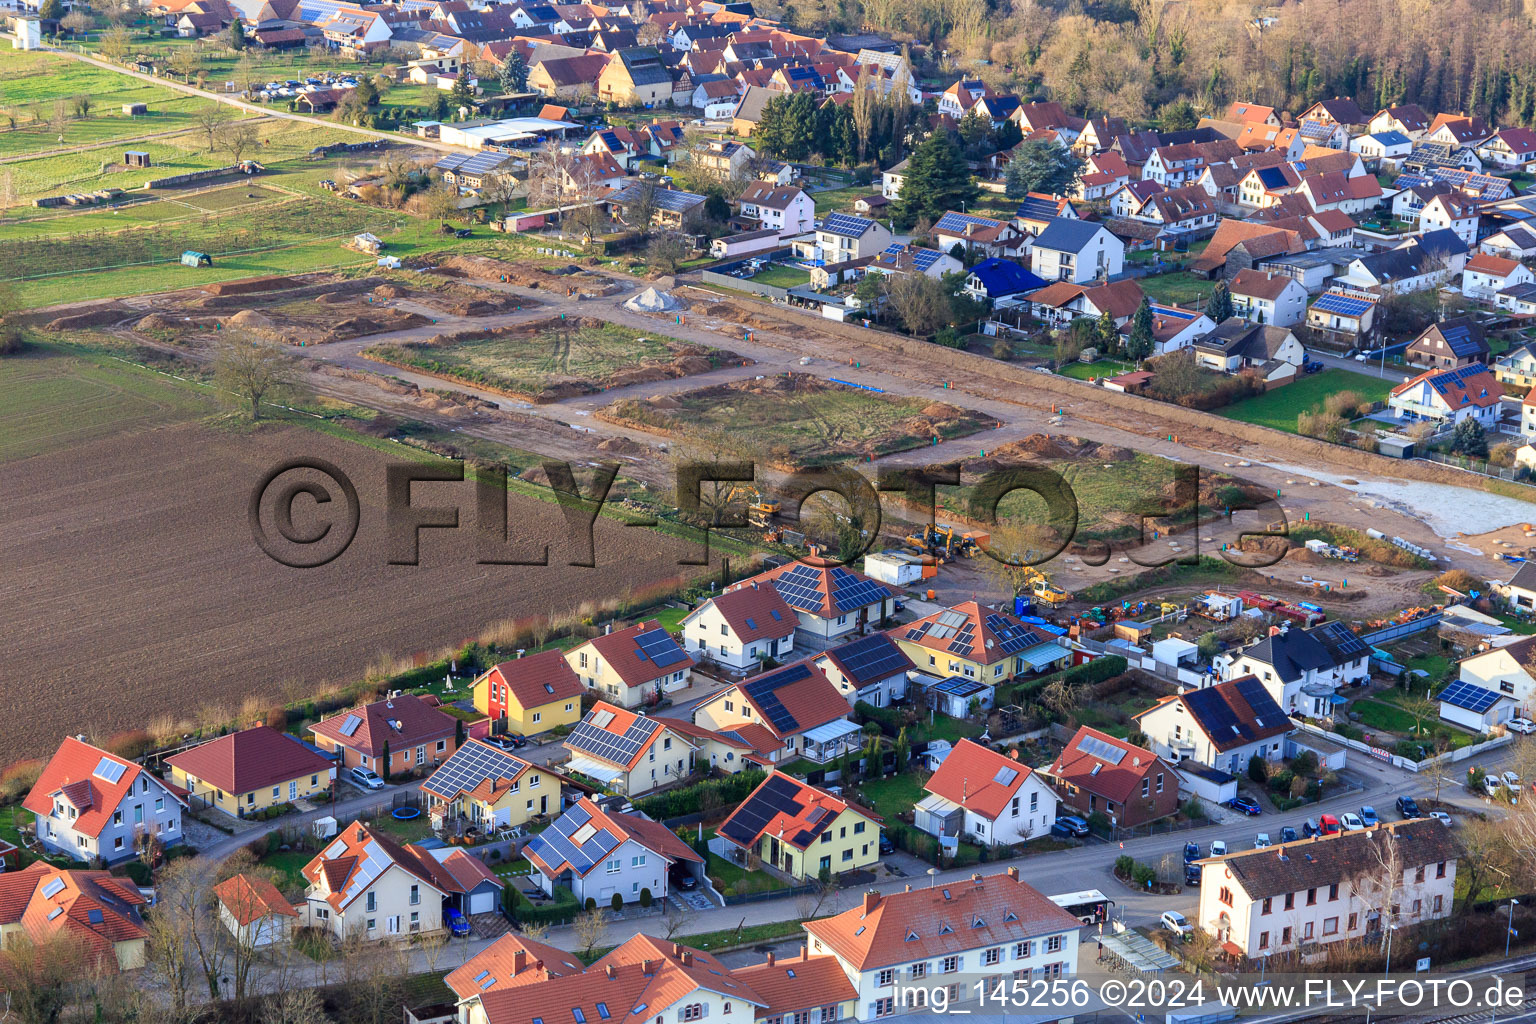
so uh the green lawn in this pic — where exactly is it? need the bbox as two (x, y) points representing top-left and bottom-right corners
(648, 606), (691, 632)
(1136, 271), (1213, 306)
(1220, 369), (1394, 433)
(1058, 359), (1136, 381)
(707, 851), (789, 895)
(1350, 698), (1471, 747)
(260, 849), (314, 895)
(912, 715), (986, 746)
(748, 263), (812, 289)
(856, 772), (927, 822)
(810, 186), (870, 213)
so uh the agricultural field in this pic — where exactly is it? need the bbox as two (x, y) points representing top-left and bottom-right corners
(0, 345), (705, 758)
(1221, 369), (1394, 433)
(364, 318), (742, 402)
(0, 50), (213, 160)
(601, 373), (998, 467)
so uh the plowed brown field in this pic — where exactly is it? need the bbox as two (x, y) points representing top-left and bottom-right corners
(0, 419), (699, 758)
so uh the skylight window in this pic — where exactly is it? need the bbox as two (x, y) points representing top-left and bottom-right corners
(573, 1009), (586, 1023)
(596, 1005), (610, 1021)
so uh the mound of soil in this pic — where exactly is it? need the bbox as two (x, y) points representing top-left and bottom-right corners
(671, 354), (715, 375)
(313, 292), (351, 304)
(226, 309), (274, 329)
(203, 275), (303, 297)
(45, 307), (132, 331)
(135, 313), (178, 332)
(373, 284), (405, 299)
(921, 402), (963, 418)
(596, 436), (648, 456)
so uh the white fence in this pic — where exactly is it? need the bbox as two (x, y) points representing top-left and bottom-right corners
(1294, 719), (1512, 772)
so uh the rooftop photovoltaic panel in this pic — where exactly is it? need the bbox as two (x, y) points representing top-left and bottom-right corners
(339, 714), (362, 737)
(994, 766), (1019, 786)
(1313, 292), (1376, 318)
(1437, 679), (1501, 713)
(525, 802), (621, 875)
(934, 676), (987, 697)
(985, 614), (1045, 654)
(40, 877), (64, 900)
(634, 628), (687, 668)
(821, 212), (874, 237)
(1014, 196), (1060, 221)
(1313, 620), (1369, 658)
(93, 757), (127, 784)
(1075, 734), (1127, 764)
(828, 567), (891, 613)
(567, 711), (660, 767)
(425, 741), (527, 799)
(829, 634), (907, 682)
(771, 564), (828, 612)
(744, 664), (809, 733)
(721, 773), (804, 846)
(933, 212), (1005, 233)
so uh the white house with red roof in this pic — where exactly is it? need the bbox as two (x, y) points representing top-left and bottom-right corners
(309, 693), (460, 778)
(679, 582), (797, 673)
(813, 632), (914, 708)
(564, 620), (692, 709)
(726, 558), (895, 644)
(0, 862), (150, 971)
(23, 736), (185, 865)
(693, 659), (855, 763)
(563, 700), (696, 796)
(1388, 362), (1505, 426)
(1478, 127), (1536, 170)
(914, 739), (1058, 846)
(1462, 252), (1536, 303)
(301, 822), (456, 938)
(522, 796), (702, 906)
(803, 867), (1081, 1020)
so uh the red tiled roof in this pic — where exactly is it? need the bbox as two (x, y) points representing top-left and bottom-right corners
(1390, 363), (1504, 409)
(574, 620), (686, 688)
(923, 738), (1035, 819)
(565, 701), (692, 771)
(165, 726), (334, 797)
(718, 771), (880, 852)
(302, 823), (449, 912)
(714, 661), (849, 741)
(214, 873), (299, 927)
(726, 950), (857, 1017)
(803, 868), (1081, 971)
(694, 583), (798, 644)
(0, 863), (149, 972)
(727, 558), (892, 621)
(1048, 725), (1170, 805)
(1467, 252), (1522, 277)
(23, 737), (182, 839)
(1225, 101), (1275, 124)
(1230, 270), (1297, 302)
(446, 932), (586, 999)
(310, 693), (458, 758)
(523, 797), (701, 880)
(478, 650), (585, 713)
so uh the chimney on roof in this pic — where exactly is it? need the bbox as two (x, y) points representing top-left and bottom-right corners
(606, 963), (616, 979)
(971, 873), (982, 884)
(681, 951), (693, 965)
(905, 884), (912, 892)
(513, 949), (527, 974)
(862, 890), (880, 914)
(1007, 866), (1020, 881)
(765, 951), (775, 968)
(642, 958), (655, 976)
(673, 942), (683, 957)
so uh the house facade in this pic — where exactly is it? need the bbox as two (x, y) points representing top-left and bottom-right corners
(523, 797), (702, 906)
(1388, 362), (1504, 426)
(309, 694), (460, 777)
(563, 701), (696, 797)
(301, 824), (449, 939)
(915, 739), (1058, 846)
(24, 737), (185, 865)
(165, 726), (335, 818)
(1029, 217), (1125, 283)
(680, 583), (797, 674)
(564, 619), (691, 708)
(472, 649), (585, 737)
(727, 559), (895, 642)
(813, 632), (914, 708)
(420, 738), (559, 831)
(1133, 676), (1293, 774)
(1229, 269), (1308, 326)
(1217, 620), (1373, 716)
(1045, 726), (1179, 828)
(717, 772), (882, 881)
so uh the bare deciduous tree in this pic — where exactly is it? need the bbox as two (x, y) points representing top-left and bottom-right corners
(216, 119), (261, 164)
(99, 24), (133, 62)
(573, 906), (609, 957)
(214, 333), (299, 421)
(262, 987), (334, 1024)
(195, 103), (232, 152)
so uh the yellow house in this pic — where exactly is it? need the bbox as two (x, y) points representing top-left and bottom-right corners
(0, 864), (150, 973)
(597, 47), (673, 107)
(420, 738), (560, 829)
(472, 649), (586, 737)
(892, 600), (1072, 688)
(716, 771), (883, 881)
(165, 725), (336, 818)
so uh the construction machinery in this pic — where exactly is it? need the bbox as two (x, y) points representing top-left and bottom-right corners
(904, 523), (986, 560)
(1023, 566), (1071, 607)
(747, 493), (780, 529)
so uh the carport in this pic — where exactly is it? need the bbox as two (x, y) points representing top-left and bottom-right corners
(1099, 931), (1183, 973)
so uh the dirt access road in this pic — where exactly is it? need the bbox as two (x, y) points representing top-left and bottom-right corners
(290, 275), (1481, 571)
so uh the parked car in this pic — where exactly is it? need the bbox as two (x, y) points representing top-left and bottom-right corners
(1231, 794), (1262, 815)
(1319, 814), (1341, 835)
(350, 766), (385, 790)
(1504, 771), (1522, 790)
(444, 908), (470, 937)
(1184, 863), (1201, 886)
(1395, 795), (1421, 818)
(1430, 811), (1454, 827)
(1339, 812), (1365, 831)
(1279, 826), (1298, 843)
(1302, 818), (1320, 838)
(1161, 911), (1192, 939)
(1210, 840), (1227, 856)
(1484, 774), (1504, 796)
(673, 872), (699, 892)
(878, 833), (895, 855)
(1508, 717), (1536, 734)
(1183, 842), (1201, 862)
(1359, 806), (1379, 827)
(1054, 815), (1090, 837)
(1254, 833), (1271, 848)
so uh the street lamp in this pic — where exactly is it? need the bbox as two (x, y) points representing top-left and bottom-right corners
(1507, 898), (1520, 958)
(1384, 923), (1399, 978)
(927, 867), (940, 888)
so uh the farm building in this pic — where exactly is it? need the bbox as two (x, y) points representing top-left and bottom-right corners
(123, 103), (148, 116)
(181, 250), (212, 267)
(124, 151), (151, 168)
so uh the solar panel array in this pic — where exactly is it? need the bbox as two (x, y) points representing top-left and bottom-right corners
(1440, 323), (1483, 357)
(985, 614), (1046, 654)
(634, 629), (687, 668)
(821, 212), (874, 237)
(1313, 292), (1376, 318)
(880, 244), (945, 273)
(425, 741), (527, 799)
(525, 802), (620, 875)
(829, 633), (907, 683)
(339, 714), (362, 737)
(743, 664), (810, 733)
(568, 711), (660, 767)
(341, 841), (392, 903)
(1150, 304), (1198, 322)
(772, 564), (829, 612)
(994, 766), (1019, 786)
(1437, 679), (1501, 713)
(934, 676), (986, 697)
(1014, 196), (1060, 222)
(1232, 676), (1282, 729)
(651, 187), (706, 213)
(829, 569), (891, 614)
(721, 773), (804, 846)
(947, 618), (976, 658)
(93, 757), (127, 784)
(933, 212), (1004, 234)
(1075, 734), (1127, 764)
(1313, 620), (1369, 659)
(435, 151), (514, 176)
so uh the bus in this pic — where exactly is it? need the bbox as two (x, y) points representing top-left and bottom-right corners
(1048, 889), (1115, 925)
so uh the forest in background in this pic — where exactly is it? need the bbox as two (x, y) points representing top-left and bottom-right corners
(761, 0), (1536, 130)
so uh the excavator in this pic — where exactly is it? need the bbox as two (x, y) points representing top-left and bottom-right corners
(1023, 566), (1071, 607)
(903, 523), (985, 560)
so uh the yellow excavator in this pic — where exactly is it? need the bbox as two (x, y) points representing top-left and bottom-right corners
(904, 523), (986, 559)
(747, 493), (780, 529)
(1023, 566), (1071, 606)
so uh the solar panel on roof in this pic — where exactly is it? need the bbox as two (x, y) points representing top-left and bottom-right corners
(339, 714), (362, 737)
(721, 773), (805, 846)
(40, 877), (64, 900)
(934, 211), (1004, 233)
(1437, 679), (1501, 713)
(1313, 292), (1375, 318)
(744, 664), (809, 733)
(567, 710), (660, 767)
(994, 766), (1018, 786)
(634, 628), (687, 668)
(934, 676), (986, 697)
(1076, 734), (1127, 764)
(829, 568), (891, 613)
(821, 212), (873, 237)
(833, 634), (908, 682)
(93, 758), (126, 784)
(424, 740), (528, 801)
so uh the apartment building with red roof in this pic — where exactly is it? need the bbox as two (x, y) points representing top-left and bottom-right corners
(564, 620), (693, 709)
(165, 725), (336, 819)
(1044, 726), (1178, 827)
(309, 693), (460, 777)
(803, 867), (1082, 1019)
(0, 862), (150, 972)
(23, 736), (185, 865)
(732, 947), (859, 1023)
(914, 739), (1059, 846)
(446, 933), (586, 1003)
(680, 582), (797, 673)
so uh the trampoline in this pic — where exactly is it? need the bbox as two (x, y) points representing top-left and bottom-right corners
(391, 807), (421, 820)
